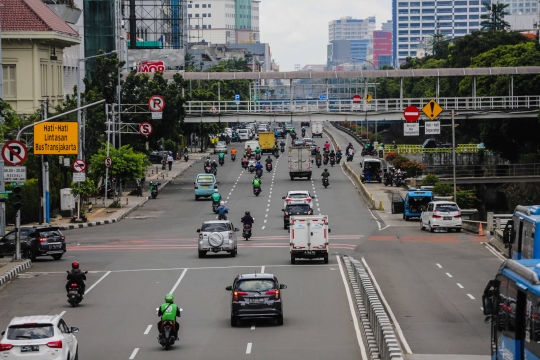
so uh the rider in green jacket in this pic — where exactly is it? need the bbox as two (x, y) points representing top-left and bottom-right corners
(158, 294), (181, 340)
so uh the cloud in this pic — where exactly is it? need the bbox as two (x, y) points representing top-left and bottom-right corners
(259, 0), (392, 71)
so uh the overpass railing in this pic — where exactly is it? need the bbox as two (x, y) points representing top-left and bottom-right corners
(423, 163), (540, 178)
(186, 96), (540, 114)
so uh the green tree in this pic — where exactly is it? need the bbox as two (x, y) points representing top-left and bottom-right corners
(0, 99), (20, 140)
(481, 3), (510, 31)
(422, 174), (440, 186)
(433, 182), (453, 196)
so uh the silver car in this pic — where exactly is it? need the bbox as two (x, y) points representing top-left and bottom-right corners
(214, 141), (228, 154)
(197, 220), (238, 258)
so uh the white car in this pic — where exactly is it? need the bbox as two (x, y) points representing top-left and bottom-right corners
(0, 315), (79, 359)
(420, 201), (462, 232)
(282, 190), (315, 209)
(197, 220), (239, 258)
(238, 129), (250, 141)
(214, 141), (228, 154)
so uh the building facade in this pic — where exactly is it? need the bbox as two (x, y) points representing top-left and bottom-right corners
(1, 0), (80, 113)
(501, 0), (538, 14)
(392, 0), (492, 66)
(372, 30), (392, 68)
(329, 16), (376, 41)
(186, 0), (260, 45)
(382, 20), (393, 33)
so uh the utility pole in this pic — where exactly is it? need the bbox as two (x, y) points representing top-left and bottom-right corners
(452, 110), (457, 202)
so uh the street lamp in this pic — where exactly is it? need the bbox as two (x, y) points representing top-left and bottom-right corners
(351, 57), (378, 141)
(77, 50), (117, 160)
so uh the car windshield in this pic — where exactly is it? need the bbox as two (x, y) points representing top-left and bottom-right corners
(294, 141), (304, 146)
(201, 223), (228, 232)
(39, 230), (63, 238)
(217, 142), (226, 147)
(236, 279), (276, 292)
(436, 204), (459, 212)
(197, 175), (215, 183)
(7, 324), (54, 340)
(286, 205), (310, 213)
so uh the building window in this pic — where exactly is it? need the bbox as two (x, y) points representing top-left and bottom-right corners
(410, 51), (417, 56)
(195, 13), (199, 17)
(202, 4), (206, 7)
(208, 13), (211, 17)
(455, 22), (467, 26)
(469, 21), (479, 26)
(455, 29), (467, 33)
(422, 8), (434, 13)
(399, 16), (409, 20)
(438, 15), (452, 20)
(208, 25), (211, 29)
(422, 1), (434, 5)
(399, 44), (409, 49)
(195, 24), (199, 29)
(398, 9), (409, 13)
(469, 0), (479, 4)
(399, 37), (408, 42)
(398, 2), (408, 6)
(208, 4), (211, 7)
(455, 7), (468, 12)
(399, 23), (409, 28)
(438, 1), (452, 5)
(411, 8), (420, 13)
(195, 3), (199, 7)
(41, 64), (47, 96)
(203, 13), (207, 17)
(410, 37), (420, 41)
(202, 24), (207, 28)
(455, 1), (468, 4)
(188, 13), (192, 17)
(410, 2), (420, 6)
(454, 15), (467, 19)
(410, 43), (418, 48)
(469, 14), (479, 18)
(410, 30), (420, 34)
(188, 4), (192, 8)
(2, 65), (16, 98)
(438, 8), (452, 12)
(411, 16), (420, 20)
(410, 23), (421, 28)
(399, 30), (409, 34)
(422, 30), (433, 34)
(439, 22), (452, 27)
(422, 22), (434, 27)
(399, 51), (409, 56)
(441, 29), (452, 34)
(470, 7), (479, 11)
(422, 15), (434, 20)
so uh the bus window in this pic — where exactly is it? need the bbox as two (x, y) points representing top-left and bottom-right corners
(496, 275), (508, 337)
(523, 221), (535, 260)
(526, 292), (540, 357)
(512, 216), (525, 260)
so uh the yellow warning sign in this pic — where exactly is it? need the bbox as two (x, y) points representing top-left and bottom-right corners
(366, 94), (373, 104)
(422, 99), (443, 120)
(34, 122), (78, 155)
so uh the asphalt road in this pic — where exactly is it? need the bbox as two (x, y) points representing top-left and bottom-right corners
(0, 123), (498, 359)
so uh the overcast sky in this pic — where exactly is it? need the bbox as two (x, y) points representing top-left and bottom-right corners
(259, 0), (393, 71)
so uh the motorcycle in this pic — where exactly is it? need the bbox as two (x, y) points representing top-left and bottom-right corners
(219, 157), (225, 166)
(323, 156), (329, 166)
(274, 151), (279, 159)
(346, 154), (354, 162)
(361, 148), (377, 157)
(218, 213), (228, 220)
(248, 164), (255, 173)
(330, 157), (335, 167)
(231, 154), (236, 161)
(204, 165), (212, 174)
(255, 153), (261, 161)
(255, 168), (263, 178)
(322, 177), (329, 188)
(315, 158), (322, 168)
(183, 153), (189, 162)
(242, 161), (248, 170)
(211, 167), (217, 176)
(253, 186), (261, 196)
(150, 181), (161, 199)
(280, 146), (285, 153)
(212, 201), (219, 213)
(66, 271), (87, 307)
(336, 155), (342, 164)
(301, 130), (306, 137)
(242, 223), (252, 240)
(384, 174), (393, 187)
(157, 308), (183, 350)
(394, 174), (404, 187)
(266, 163), (273, 172)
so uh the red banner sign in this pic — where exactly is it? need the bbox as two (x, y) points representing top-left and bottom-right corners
(137, 60), (165, 73)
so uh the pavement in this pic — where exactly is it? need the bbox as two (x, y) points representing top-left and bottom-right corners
(0, 125), (495, 359)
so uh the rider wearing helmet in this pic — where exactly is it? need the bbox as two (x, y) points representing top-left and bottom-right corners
(211, 159), (218, 170)
(324, 141), (330, 152)
(157, 294), (181, 340)
(255, 161), (263, 175)
(252, 175), (262, 191)
(204, 156), (211, 167)
(241, 211), (255, 226)
(211, 189), (221, 205)
(265, 155), (273, 165)
(66, 261), (86, 297)
(216, 200), (229, 219)
(321, 168), (330, 179)
(329, 149), (336, 160)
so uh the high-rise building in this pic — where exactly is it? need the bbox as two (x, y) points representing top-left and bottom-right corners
(500, 0), (538, 14)
(186, 0), (260, 45)
(382, 20), (393, 33)
(392, 0), (492, 67)
(329, 16), (376, 41)
(372, 30), (392, 68)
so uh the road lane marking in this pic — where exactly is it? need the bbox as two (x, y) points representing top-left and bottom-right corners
(457, 283), (464, 289)
(59, 311), (66, 317)
(265, 214), (268, 217)
(361, 257), (412, 354)
(436, 263), (442, 268)
(129, 348), (139, 359)
(467, 294), (475, 300)
(85, 271), (111, 294)
(261, 266), (265, 273)
(170, 268), (188, 294)
(446, 273), (453, 278)
(246, 343), (252, 354)
(337, 256), (368, 359)
(318, 208), (321, 212)
(484, 244), (506, 261)
(251, 323), (255, 330)
(144, 325), (152, 334)
(264, 220), (267, 223)
(262, 226), (265, 229)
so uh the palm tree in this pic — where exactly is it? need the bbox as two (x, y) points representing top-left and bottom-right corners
(481, 2), (511, 31)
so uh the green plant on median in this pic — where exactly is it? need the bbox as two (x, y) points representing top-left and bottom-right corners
(401, 160), (424, 178)
(108, 201), (122, 208)
(422, 174), (440, 186)
(384, 152), (399, 163)
(434, 182), (454, 196)
(456, 189), (480, 209)
(89, 143), (146, 185)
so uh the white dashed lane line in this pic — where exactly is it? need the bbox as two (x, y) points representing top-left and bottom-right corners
(446, 273), (453, 278)
(436, 263), (442, 268)
(129, 348), (139, 359)
(144, 325), (152, 335)
(467, 294), (475, 300)
(262, 226), (265, 230)
(457, 283), (464, 289)
(246, 343), (252, 354)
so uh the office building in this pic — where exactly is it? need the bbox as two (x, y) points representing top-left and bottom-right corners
(501, 0), (538, 14)
(372, 30), (392, 68)
(327, 16), (376, 68)
(187, 0), (260, 45)
(329, 16), (376, 41)
(392, 0), (492, 66)
(382, 20), (393, 33)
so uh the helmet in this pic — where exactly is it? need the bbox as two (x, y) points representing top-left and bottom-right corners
(212, 160), (216, 163)
(214, 189), (219, 193)
(324, 168), (328, 171)
(220, 201), (225, 206)
(207, 156), (210, 159)
(338, 148), (341, 151)
(72, 261), (79, 269)
(165, 294), (174, 303)
(257, 146), (260, 149)
(245, 211), (250, 215)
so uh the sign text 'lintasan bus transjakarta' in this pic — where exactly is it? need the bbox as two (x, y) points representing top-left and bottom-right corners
(34, 122), (78, 155)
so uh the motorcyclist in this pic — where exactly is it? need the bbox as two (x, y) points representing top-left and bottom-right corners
(321, 168), (330, 184)
(254, 146), (262, 157)
(336, 148), (343, 159)
(211, 159), (218, 170)
(315, 149), (322, 162)
(255, 161), (264, 176)
(211, 189), (221, 207)
(204, 156), (211, 167)
(157, 293), (181, 341)
(329, 150), (336, 160)
(346, 142), (354, 154)
(272, 143), (278, 155)
(324, 141), (330, 152)
(231, 147), (237, 156)
(218, 151), (225, 161)
(347, 147), (355, 160)
(183, 147), (189, 155)
(265, 156), (273, 165)
(216, 201), (228, 220)
(66, 261), (86, 297)
(246, 145), (252, 157)
(241, 211), (255, 227)
(252, 175), (262, 191)
(274, 128), (280, 137)
(279, 140), (285, 147)
(242, 155), (249, 167)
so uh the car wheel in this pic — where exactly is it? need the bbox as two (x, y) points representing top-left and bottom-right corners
(195, 195), (199, 201)
(276, 315), (284, 326)
(456, 228), (462, 233)
(290, 254), (296, 264)
(307, 176), (311, 180)
(323, 253), (329, 264)
(198, 250), (206, 258)
(391, 204), (395, 214)
(429, 222), (434, 233)
(22, 248), (35, 261)
(231, 316), (239, 327)
(230, 248), (236, 257)
(404, 215), (409, 221)
(284, 221), (288, 230)
(52, 254), (63, 260)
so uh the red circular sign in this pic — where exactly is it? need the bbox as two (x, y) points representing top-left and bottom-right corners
(403, 106), (420, 122)
(72, 159), (86, 173)
(139, 122), (153, 137)
(352, 94), (362, 104)
(1, 140), (28, 166)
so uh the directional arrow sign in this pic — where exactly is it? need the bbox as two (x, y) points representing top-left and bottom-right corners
(148, 95), (165, 112)
(139, 122), (153, 136)
(72, 159), (86, 173)
(403, 106), (420, 123)
(2, 140), (28, 166)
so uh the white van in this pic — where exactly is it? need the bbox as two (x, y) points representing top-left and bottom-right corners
(238, 129), (250, 140)
(311, 122), (324, 138)
(289, 215), (330, 264)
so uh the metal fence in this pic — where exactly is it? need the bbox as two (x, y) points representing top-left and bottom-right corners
(423, 163), (540, 178)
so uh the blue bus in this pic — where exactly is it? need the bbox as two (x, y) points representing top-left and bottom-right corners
(482, 259), (540, 360)
(502, 205), (540, 260)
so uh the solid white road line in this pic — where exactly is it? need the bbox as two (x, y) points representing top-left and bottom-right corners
(436, 263), (442, 268)
(261, 266), (265, 273)
(467, 294), (475, 300)
(129, 348), (139, 359)
(457, 283), (464, 289)
(361, 257), (413, 354)
(251, 323), (255, 330)
(85, 271), (111, 295)
(170, 268), (188, 294)
(59, 311), (66, 317)
(144, 325), (152, 335)
(484, 244), (506, 261)
(246, 343), (252, 354)
(446, 273), (453, 278)
(337, 255), (368, 359)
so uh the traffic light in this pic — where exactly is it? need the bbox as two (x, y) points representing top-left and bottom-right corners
(12, 186), (22, 211)
(104, 86), (114, 104)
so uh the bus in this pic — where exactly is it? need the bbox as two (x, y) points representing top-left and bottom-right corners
(482, 259), (540, 359)
(502, 205), (540, 260)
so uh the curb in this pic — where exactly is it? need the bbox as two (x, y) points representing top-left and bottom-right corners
(59, 159), (201, 230)
(0, 260), (32, 286)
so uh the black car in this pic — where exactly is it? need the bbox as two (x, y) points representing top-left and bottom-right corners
(422, 138), (452, 149)
(282, 203), (312, 229)
(0, 226), (66, 260)
(226, 273), (287, 327)
(300, 121), (310, 127)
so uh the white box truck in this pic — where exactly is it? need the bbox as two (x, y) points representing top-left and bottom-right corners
(311, 122), (324, 138)
(289, 215), (330, 264)
(288, 146), (312, 180)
